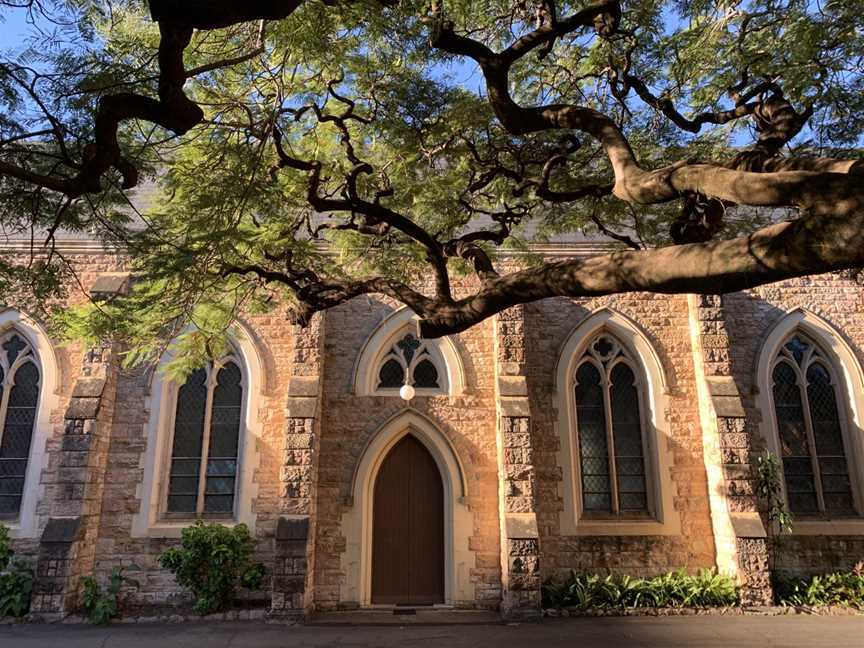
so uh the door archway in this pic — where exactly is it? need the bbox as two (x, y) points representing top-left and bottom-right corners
(337, 409), (476, 607)
(371, 434), (444, 604)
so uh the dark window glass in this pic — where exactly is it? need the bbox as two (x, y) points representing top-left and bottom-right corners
(575, 362), (611, 512)
(205, 363), (242, 513)
(396, 334), (421, 365)
(2, 335), (27, 366)
(413, 359), (439, 388)
(0, 360), (39, 517)
(609, 364), (648, 512)
(167, 368), (208, 513)
(378, 358), (405, 388)
(773, 361), (818, 513)
(806, 363), (854, 514)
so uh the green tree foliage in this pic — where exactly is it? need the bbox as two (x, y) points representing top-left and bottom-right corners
(0, 1), (862, 370)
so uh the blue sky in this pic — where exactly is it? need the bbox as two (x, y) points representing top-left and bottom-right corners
(0, 7), (33, 43)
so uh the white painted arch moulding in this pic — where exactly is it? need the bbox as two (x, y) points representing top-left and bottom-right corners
(132, 320), (265, 538)
(553, 307), (681, 537)
(352, 307), (465, 397)
(755, 308), (864, 535)
(338, 409), (475, 607)
(0, 308), (61, 538)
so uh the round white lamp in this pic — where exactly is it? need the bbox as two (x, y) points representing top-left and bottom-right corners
(399, 383), (416, 401)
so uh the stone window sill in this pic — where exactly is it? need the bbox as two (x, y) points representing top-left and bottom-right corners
(564, 517), (681, 537)
(2, 519), (28, 539)
(787, 519), (864, 536)
(138, 519), (241, 539)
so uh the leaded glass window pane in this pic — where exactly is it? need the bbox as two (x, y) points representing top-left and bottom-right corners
(609, 364), (648, 513)
(772, 332), (859, 518)
(167, 368), (207, 513)
(573, 332), (654, 518)
(413, 359), (439, 388)
(378, 358), (404, 388)
(772, 361), (818, 513)
(374, 332), (446, 393)
(205, 363), (242, 514)
(806, 363), (854, 514)
(0, 360), (39, 517)
(575, 362), (611, 512)
(2, 335), (27, 366)
(397, 334), (421, 365)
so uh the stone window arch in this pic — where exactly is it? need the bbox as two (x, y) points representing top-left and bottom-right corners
(133, 327), (263, 537)
(338, 409), (474, 606)
(0, 309), (59, 537)
(164, 356), (244, 517)
(756, 309), (864, 532)
(0, 329), (42, 518)
(555, 308), (680, 536)
(353, 307), (464, 397)
(573, 332), (652, 516)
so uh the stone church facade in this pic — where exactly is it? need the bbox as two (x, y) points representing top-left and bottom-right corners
(3, 239), (864, 620)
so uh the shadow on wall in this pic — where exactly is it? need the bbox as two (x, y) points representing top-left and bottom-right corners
(720, 294), (864, 577)
(521, 297), (714, 579)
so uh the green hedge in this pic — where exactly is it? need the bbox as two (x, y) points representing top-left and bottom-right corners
(542, 569), (738, 610)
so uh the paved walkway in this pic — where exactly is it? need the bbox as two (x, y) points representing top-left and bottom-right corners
(1, 616), (863, 648)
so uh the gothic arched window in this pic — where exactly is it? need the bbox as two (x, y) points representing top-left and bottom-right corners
(0, 330), (41, 518)
(165, 358), (244, 517)
(573, 332), (650, 516)
(771, 334), (856, 516)
(375, 333), (441, 391)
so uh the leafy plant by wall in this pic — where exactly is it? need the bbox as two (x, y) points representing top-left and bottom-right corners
(159, 521), (266, 615)
(542, 569), (738, 610)
(755, 450), (794, 579)
(0, 524), (34, 618)
(755, 450), (793, 535)
(776, 562), (864, 609)
(80, 567), (140, 625)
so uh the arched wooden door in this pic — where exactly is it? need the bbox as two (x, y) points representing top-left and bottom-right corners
(371, 434), (444, 605)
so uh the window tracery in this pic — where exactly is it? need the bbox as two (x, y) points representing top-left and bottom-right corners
(573, 332), (650, 516)
(771, 333), (856, 516)
(0, 330), (40, 518)
(376, 333), (441, 391)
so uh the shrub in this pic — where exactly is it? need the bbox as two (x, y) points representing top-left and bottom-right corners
(80, 567), (139, 625)
(0, 524), (34, 618)
(159, 521), (266, 615)
(776, 562), (864, 609)
(542, 569), (738, 610)
(0, 525), (11, 569)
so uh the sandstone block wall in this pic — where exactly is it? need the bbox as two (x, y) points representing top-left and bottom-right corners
(4, 244), (864, 616)
(723, 275), (864, 577)
(313, 294), (502, 610)
(526, 294), (717, 577)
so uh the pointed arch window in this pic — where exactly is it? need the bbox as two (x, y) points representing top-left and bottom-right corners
(0, 330), (41, 518)
(165, 358), (243, 518)
(573, 332), (651, 517)
(771, 334), (856, 516)
(375, 333), (441, 392)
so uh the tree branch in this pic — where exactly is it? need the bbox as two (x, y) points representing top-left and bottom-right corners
(416, 189), (864, 337)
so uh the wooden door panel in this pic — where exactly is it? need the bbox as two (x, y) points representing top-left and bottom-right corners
(371, 434), (444, 605)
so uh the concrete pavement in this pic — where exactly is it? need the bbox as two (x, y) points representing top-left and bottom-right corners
(1, 616), (863, 647)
